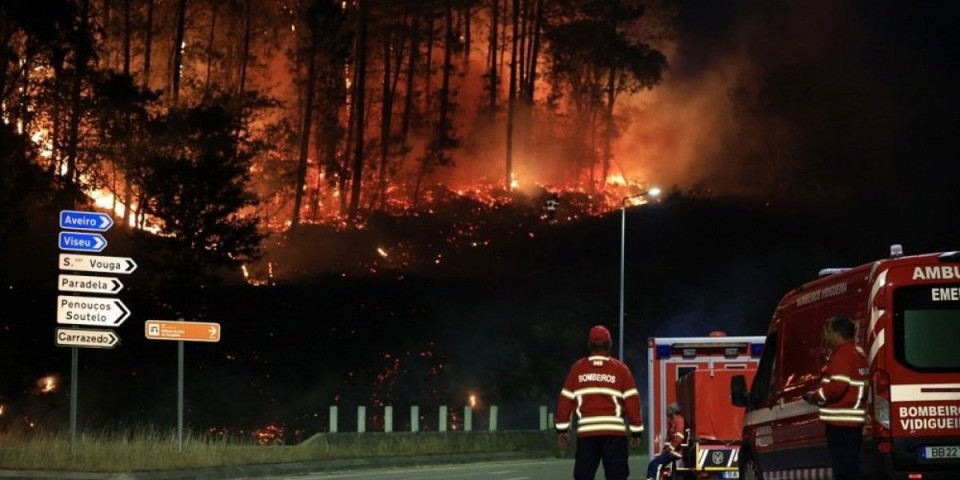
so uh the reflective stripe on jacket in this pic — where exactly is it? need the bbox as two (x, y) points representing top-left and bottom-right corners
(816, 340), (869, 427)
(555, 355), (644, 437)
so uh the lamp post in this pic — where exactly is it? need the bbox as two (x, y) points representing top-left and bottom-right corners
(619, 187), (660, 361)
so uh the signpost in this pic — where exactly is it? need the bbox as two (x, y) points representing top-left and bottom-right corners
(59, 254), (137, 274)
(146, 319), (223, 453)
(56, 209), (130, 455)
(58, 274), (124, 294)
(56, 295), (130, 327)
(55, 328), (120, 349)
(145, 320), (221, 342)
(58, 231), (107, 252)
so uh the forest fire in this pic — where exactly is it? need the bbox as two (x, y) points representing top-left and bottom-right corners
(2, 0), (672, 267)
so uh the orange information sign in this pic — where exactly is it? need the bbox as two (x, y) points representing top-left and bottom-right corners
(145, 320), (221, 342)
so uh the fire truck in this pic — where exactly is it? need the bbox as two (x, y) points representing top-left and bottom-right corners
(648, 333), (765, 479)
(731, 246), (960, 479)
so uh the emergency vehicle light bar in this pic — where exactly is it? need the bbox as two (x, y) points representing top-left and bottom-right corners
(656, 342), (756, 359)
(818, 268), (849, 277)
(670, 342), (748, 349)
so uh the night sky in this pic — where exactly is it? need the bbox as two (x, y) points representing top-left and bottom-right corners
(1, 0), (958, 442)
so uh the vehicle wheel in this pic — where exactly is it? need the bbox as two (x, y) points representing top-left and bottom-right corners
(740, 456), (763, 480)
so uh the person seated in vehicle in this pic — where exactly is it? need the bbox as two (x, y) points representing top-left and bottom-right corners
(646, 403), (685, 480)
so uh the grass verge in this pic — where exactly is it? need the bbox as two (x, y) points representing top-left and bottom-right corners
(0, 428), (555, 472)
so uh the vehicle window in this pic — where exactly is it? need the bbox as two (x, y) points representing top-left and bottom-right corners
(779, 314), (823, 395)
(750, 332), (778, 406)
(895, 285), (960, 372)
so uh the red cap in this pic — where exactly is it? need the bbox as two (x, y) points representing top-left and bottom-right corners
(589, 325), (612, 344)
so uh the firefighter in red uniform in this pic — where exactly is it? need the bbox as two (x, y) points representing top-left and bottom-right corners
(556, 325), (644, 480)
(645, 403), (685, 480)
(803, 315), (869, 480)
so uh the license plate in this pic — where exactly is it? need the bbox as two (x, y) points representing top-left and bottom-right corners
(723, 472), (740, 479)
(920, 445), (960, 460)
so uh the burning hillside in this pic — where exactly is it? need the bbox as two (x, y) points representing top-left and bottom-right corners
(246, 178), (667, 283)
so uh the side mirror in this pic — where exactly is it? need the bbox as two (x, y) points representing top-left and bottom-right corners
(731, 374), (749, 408)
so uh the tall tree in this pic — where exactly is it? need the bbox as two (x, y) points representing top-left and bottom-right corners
(64, 0), (93, 193)
(143, 0), (154, 88)
(171, 0), (187, 100)
(504, 0), (519, 190)
(238, 0), (251, 94)
(346, 0), (368, 221)
(136, 93), (264, 278)
(544, 0), (665, 187)
(373, 6), (408, 211)
(290, 1), (320, 230)
(486, 0), (499, 113)
(205, 0), (219, 94)
(414, 0), (458, 204)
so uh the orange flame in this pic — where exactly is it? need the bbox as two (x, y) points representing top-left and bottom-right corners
(35, 375), (58, 394)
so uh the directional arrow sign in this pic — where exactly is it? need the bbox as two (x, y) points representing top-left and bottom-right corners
(59, 231), (107, 252)
(58, 274), (124, 294)
(59, 210), (114, 232)
(59, 254), (137, 274)
(145, 320), (221, 342)
(56, 328), (120, 349)
(57, 295), (130, 327)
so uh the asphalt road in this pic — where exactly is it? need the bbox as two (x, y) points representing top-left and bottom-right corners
(228, 455), (652, 480)
(0, 453), (652, 480)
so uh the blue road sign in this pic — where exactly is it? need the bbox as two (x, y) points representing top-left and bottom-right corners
(59, 232), (107, 253)
(59, 210), (114, 232)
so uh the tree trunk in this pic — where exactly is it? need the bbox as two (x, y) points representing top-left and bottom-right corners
(504, 0), (519, 190)
(48, 48), (66, 177)
(143, 0), (154, 88)
(171, 0), (188, 100)
(516, 0), (526, 91)
(601, 13), (621, 188)
(205, 1), (218, 94)
(487, 0), (498, 113)
(423, 8), (435, 112)
(122, 0), (133, 228)
(436, 0), (453, 141)
(375, 17), (406, 211)
(239, 0), (252, 93)
(376, 32), (393, 211)
(602, 63), (616, 187)
(523, 0), (543, 102)
(65, 0), (91, 193)
(17, 53), (33, 156)
(400, 15), (420, 146)
(347, 0), (368, 222)
(123, 0), (131, 75)
(462, 1), (471, 71)
(103, 0), (113, 67)
(291, 21), (319, 230)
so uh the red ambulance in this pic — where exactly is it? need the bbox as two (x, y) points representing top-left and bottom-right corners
(731, 246), (960, 479)
(648, 333), (764, 479)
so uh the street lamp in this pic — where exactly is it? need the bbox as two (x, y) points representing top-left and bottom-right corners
(619, 187), (661, 361)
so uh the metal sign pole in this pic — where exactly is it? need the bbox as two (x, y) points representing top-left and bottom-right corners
(70, 347), (78, 454)
(178, 323), (184, 454)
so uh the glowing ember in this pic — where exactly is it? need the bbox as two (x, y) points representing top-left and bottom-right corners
(35, 375), (58, 394)
(254, 423), (285, 445)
